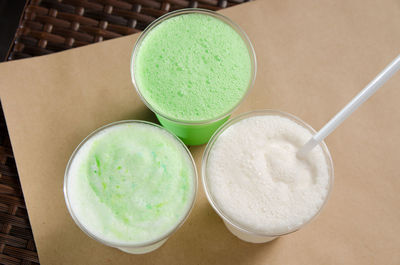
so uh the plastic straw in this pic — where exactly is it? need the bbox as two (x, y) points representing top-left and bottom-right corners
(298, 54), (400, 157)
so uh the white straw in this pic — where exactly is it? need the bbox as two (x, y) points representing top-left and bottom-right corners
(298, 54), (400, 157)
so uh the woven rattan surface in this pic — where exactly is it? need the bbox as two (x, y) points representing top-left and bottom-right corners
(7, 0), (249, 61)
(1, 0), (249, 264)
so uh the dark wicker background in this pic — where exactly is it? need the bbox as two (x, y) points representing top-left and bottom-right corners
(0, 0), (249, 264)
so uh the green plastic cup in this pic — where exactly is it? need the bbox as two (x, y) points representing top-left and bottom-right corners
(131, 9), (256, 145)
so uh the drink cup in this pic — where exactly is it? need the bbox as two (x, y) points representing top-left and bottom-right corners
(131, 9), (256, 145)
(202, 110), (334, 243)
(64, 120), (197, 254)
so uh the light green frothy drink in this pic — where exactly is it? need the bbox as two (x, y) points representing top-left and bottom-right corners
(65, 121), (196, 246)
(134, 13), (251, 121)
(132, 9), (256, 145)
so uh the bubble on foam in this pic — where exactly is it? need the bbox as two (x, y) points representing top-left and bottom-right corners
(206, 115), (331, 234)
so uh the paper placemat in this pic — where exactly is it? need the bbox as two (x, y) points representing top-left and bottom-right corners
(1, 0), (400, 264)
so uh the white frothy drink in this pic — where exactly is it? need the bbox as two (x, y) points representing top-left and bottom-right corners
(205, 113), (332, 237)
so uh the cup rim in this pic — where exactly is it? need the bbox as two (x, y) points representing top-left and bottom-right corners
(63, 120), (198, 248)
(130, 8), (257, 125)
(201, 109), (335, 237)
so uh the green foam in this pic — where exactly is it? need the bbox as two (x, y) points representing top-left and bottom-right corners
(70, 123), (195, 243)
(134, 13), (252, 122)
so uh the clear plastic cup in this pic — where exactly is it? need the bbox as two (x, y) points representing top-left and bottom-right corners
(64, 120), (198, 254)
(202, 110), (334, 243)
(131, 8), (256, 146)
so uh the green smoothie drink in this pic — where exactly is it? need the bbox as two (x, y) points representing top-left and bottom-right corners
(64, 121), (197, 254)
(131, 9), (256, 145)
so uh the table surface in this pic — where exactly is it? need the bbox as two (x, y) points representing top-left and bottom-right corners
(0, 1), (247, 264)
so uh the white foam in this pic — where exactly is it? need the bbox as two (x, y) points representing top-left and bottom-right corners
(206, 115), (331, 235)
